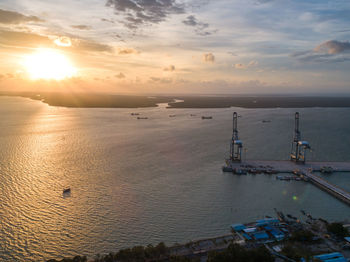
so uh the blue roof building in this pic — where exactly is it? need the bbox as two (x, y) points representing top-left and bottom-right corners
(242, 233), (252, 240)
(231, 224), (246, 231)
(270, 229), (285, 241)
(252, 231), (269, 240)
(313, 252), (346, 262)
(256, 218), (279, 225)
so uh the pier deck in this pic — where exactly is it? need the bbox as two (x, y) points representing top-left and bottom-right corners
(229, 160), (350, 173)
(227, 160), (350, 205)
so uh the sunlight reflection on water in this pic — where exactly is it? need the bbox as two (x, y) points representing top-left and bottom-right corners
(0, 96), (350, 261)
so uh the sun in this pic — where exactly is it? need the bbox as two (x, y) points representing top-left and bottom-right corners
(23, 49), (77, 80)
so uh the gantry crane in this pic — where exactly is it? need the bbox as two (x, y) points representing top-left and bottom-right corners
(230, 112), (243, 162)
(290, 112), (311, 163)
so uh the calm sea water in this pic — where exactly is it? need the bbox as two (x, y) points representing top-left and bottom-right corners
(1, 96), (350, 261)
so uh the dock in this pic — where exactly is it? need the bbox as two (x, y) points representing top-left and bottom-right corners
(223, 112), (350, 206)
(227, 160), (350, 205)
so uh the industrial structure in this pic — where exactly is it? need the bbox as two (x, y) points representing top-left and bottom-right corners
(230, 112), (243, 162)
(290, 112), (311, 163)
(222, 112), (350, 206)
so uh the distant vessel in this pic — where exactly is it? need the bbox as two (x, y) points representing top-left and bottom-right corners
(222, 166), (233, 172)
(137, 117), (148, 120)
(169, 115), (176, 117)
(233, 168), (247, 175)
(276, 176), (290, 181)
(262, 120), (271, 123)
(320, 166), (333, 173)
(131, 113), (140, 116)
(265, 169), (277, 174)
(63, 188), (71, 194)
(201, 116), (213, 119)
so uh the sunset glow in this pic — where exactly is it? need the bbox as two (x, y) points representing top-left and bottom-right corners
(0, 0), (349, 94)
(23, 49), (76, 80)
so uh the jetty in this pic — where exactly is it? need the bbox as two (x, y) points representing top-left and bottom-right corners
(223, 112), (350, 206)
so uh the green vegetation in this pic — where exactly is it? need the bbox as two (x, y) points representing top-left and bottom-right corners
(281, 243), (302, 261)
(207, 243), (274, 262)
(3, 92), (350, 109)
(281, 243), (313, 261)
(47, 243), (169, 262)
(327, 222), (349, 238)
(47, 242), (275, 262)
(95, 242), (168, 262)
(290, 229), (316, 243)
(47, 256), (87, 262)
(0, 92), (172, 108)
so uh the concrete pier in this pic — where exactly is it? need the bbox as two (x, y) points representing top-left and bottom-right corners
(226, 160), (350, 205)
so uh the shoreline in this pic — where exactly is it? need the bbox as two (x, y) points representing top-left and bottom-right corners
(46, 212), (350, 262)
(2, 92), (350, 109)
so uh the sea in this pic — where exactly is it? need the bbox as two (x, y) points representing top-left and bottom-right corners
(1, 96), (350, 261)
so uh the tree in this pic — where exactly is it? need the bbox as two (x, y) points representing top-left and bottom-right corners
(327, 223), (349, 238)
(281, 244), (302, 261)
(290, 230), (315, 242)
(208, 243), (274, 262)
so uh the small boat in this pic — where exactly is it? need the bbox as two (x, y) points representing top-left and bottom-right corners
(262, 120), (271, 123)
(169, 115), (176, 117)
(287, 214), (297, 220)
(222, 166), (233, 172)
(137, 117), (148, 120)
(63, 188), (71, 194)
(320, 166), (333, 174)
(233, 168), (247, 175)
(131, 113), (140, 116)
(278, 176), (291, 181)
(201, 116), (213, 119)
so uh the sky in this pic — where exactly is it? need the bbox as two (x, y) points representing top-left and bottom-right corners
(0, 0), (350, 94)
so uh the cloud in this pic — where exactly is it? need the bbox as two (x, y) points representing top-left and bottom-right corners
(118, 47), (139, 54)
(106, 0), (185, 29)
(163, 65), (175, 71)
(74, 39), (114, 53)
(115, 72), (126, 78)
(183, 15), (201, 27)
(71, 25), (92, 30)
(203, 53), (215, 63)
(234, 60), (258, 69)
(182, 15), (215, 36)
(248, 60), (258, 67)
(54, 35), (113, 52)
(234, 63), (246, 69)
(292, 52), (350, 63)
(149, 77), (172, 83)
(292, 40), (350, 63)
(0, 9), (44, 24)
(54, 36), (72, 47)
(254, 0), (274, 4)
(101, 18), (115, 24)
(314, 40), (350, 54)
(0, 73), (15, 81)
(0, 29), (113, 53)
(228, 52), (237, 56)
(0, 30), (52, 47)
